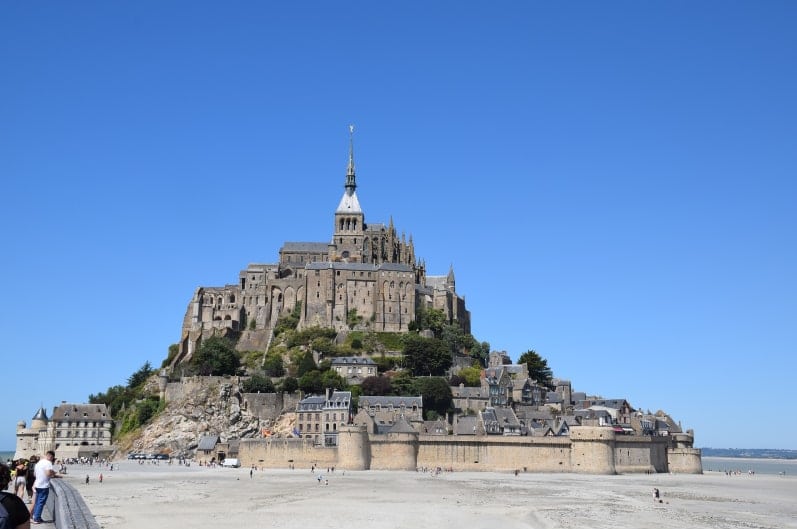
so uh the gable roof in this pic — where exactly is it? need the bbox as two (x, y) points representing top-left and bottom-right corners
(197, 434), (220, 451)
(331, 356), (377, 366)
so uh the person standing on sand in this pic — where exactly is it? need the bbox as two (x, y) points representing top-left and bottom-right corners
(31, 451), (59, 524)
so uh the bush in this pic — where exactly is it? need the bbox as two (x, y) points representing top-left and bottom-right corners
(241, 374), (275, 393)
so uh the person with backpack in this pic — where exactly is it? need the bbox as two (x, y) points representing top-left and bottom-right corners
(0, 461), (31, 529)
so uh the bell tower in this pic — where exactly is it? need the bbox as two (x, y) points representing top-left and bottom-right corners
(332, 125), (365, 262)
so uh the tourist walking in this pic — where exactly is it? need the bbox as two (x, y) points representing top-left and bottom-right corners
(13, 460), (27, 498)
(1, 462), (31, 528)
(31, 450), (60, 524)
(25, 456), (37, 505)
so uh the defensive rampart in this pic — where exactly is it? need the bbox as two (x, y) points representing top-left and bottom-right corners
(232, 426), (699, 475)
(667, 447), (703, 474)
(238, 437), (337, 469)
(614, 435), (669, 473)
(417, 435), (572, 472)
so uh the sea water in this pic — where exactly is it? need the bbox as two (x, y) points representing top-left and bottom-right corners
(702, 456), (796, 476)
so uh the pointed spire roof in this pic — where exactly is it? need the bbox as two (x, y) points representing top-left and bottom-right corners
(389, 415), (417, 434)
(447, 264), (456, 284)
(32, 406), (48, 421)
(336, 124), (362, 214)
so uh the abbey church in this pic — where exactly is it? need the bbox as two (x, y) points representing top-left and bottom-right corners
(174, 131), (470, 365)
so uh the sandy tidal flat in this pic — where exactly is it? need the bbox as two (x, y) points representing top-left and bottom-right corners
(67, 461), (797, 529)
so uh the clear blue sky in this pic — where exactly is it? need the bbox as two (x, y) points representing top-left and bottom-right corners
(1, 2), (795, 451)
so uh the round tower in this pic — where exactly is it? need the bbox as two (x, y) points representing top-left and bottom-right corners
(158, 369), (169, 401)
(31, 406), (49, 431)
(570, 426), (617, 474)
(336, 425), (370, 470)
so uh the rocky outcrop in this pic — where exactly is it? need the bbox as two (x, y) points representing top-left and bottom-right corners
(127, 377), (294, 458)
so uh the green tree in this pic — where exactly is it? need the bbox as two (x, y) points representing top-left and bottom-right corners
(311, 337), (337, 357)
(298, 370), (323, 394)
(241, 374), (275, 393)
(321, 370), (347, 391)
(280, 376), (299, 393)
(413, 377), (453, 419)
(162, 344), (180, 368)
(361, 375), (392, 396)
(127, 362), (154, 388)
(458, 365), (482, 387)
(263, 353), (285, 377)
(191, 336), (240, 376)
(389, 371), (416, 396)
(402, 334), (451, 376)
(296, 350), (317, 377)
(414, 307), (447, 337)
(517, 349), (554, 388)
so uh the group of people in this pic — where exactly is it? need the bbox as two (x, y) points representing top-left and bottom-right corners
(1, 450), (60, 527)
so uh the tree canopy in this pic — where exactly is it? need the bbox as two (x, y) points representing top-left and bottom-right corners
(241, 373), (275, 393)
(191, 336), (240, 376)
(402, 334), (452, 376)
(517, 349), (554, 388)
(413, 376), (453, 419)
(361, 375), (392, 396)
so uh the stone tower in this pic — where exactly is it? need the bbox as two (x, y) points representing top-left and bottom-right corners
(330, 125), (365, 263)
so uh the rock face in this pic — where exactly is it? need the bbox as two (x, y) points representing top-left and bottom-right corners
(128, 377), (294, 458)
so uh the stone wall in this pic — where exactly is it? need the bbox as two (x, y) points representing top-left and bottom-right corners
(569, 426), (617, 474)
(418, 436), (573, 472)
(221, 425), (701, 476)
(242, 392), (301, 423)
(369, 432), (418, 470)
(667, 447), (703, 474)
(238, 437), (336, 469)
(614, 436), (669, 473)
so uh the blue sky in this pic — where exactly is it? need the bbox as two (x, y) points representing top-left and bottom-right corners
(1, 2), (795, 451)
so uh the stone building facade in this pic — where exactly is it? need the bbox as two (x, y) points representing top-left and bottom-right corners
(174, 131), (470, 366)
(15, 403), (115, 460)
(296, 389), (352, 446)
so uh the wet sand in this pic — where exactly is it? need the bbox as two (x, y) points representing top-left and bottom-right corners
(66, 461), (797, 529)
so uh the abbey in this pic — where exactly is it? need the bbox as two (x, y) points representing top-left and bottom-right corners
(174, 131), (469, 365)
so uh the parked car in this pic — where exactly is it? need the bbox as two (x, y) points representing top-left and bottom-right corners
(221, 458), (240, 468)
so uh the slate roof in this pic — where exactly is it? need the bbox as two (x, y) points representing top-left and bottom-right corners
(359, 396), (422, 408)
(197, 435), (220, 451)
(331, 356), (377, 366)
(454, 415), (478, 435)
(51, 403), (111, 421)
(297, 395), (326, 411)
(336, 189), (362, 214)
(388, 416), (417, 434)
(281, 242), (329, 253)
(305, 261), (413, 272)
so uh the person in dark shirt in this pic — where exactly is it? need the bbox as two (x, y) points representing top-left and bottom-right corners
(1, 462), (31, 528)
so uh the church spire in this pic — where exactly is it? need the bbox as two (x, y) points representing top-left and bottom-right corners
(345, 124), (356, 195)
